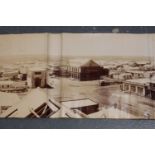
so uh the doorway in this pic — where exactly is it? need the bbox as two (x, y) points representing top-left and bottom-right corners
(34, 78), (41, 88)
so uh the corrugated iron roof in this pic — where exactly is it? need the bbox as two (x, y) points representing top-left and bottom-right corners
(69, 59), (100, 67)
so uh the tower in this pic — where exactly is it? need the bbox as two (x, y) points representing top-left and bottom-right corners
(27, 67), (46, 88)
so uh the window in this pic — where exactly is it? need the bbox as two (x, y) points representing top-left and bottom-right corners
(124, 84), (129, 91)
(35, 72), (41, 75)
(131, 85), (136, 93)
(151, 83), (155, 88)
(137, 87), (144, 95)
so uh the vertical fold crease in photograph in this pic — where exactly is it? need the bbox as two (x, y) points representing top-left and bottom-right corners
(0, 28), (155, 119)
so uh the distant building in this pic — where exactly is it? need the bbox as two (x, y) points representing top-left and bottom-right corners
(126, 71), (155, 79)
(67, 59), (109, 81)
(2, 70), (19, 80)
(0, 81), (27, 92)
(110, 70), (155, 82)
(110, 72), (132, 81)
(27, 67), (46, 88)
(52, 66), (70, 77)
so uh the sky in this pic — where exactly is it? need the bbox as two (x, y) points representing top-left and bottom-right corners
(0, 33), (47, 56)
(0, 33), (155, 57)
(62, 33), (155, 57)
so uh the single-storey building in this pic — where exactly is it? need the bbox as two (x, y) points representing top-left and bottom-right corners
(2, 70), (19, 80)
(0, 80), (27, 92)
(121, 78), (150, 96)
(121, 78), (155, 100)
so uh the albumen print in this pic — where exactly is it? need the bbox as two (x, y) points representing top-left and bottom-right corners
(0, 31), (155, 119)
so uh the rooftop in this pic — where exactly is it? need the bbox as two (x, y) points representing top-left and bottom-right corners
(127, 70), (144, 74)
(125, 78), (155, 85)
(0, 88), (48, 118)
(61, 99), (98, 108)
(69, 59), (100, 67)
(0, 80), (14, 85)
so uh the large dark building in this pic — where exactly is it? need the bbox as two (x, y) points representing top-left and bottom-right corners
(150, 82), (155, 100)
(67, 59), (109, 81)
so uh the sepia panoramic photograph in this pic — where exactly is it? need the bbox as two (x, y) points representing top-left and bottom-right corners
(0, 32), (155, 119)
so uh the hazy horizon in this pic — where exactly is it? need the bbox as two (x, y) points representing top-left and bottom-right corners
(0, 33), (154, 58)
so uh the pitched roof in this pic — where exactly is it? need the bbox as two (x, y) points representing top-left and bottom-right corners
(125, 78), (155, 85)
(82, 59), (100, 67)
(69, 59), (100, 67)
